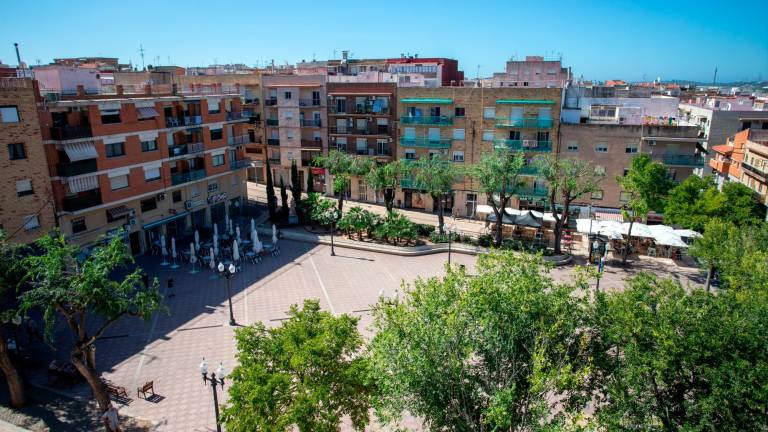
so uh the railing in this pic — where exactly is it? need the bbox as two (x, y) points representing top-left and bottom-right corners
(741, 161), (768, 180)
(400, 178), (419, 189)
(266, 119), (279, 126)
(268, 157), (281, 165)
(353, 106), (390, 115)
(329, 126), (391, 135)
(399, 115), (453, 126)
(171, 169), (207, 186)
(168, 142), (204, 157)
(184, 115), (203, 125)
(514, 186), (549, 198)
(301, 139), (323, 149)
(399, 137), (452, 149)
(300, 119), (322, 127)
(520, 165), (539, 176)
(230, 158), (252, 170)
(49, 125), (92, 140)
(267, 138), (280, 146)
(653, 154), (706, 167)
(226, 111), (246, 121)
(493, 139), (552, 152)
(63, 192), (102, 212)
(264, 99), (278, 106)
(57, 159), (98, 177)
(495, 117), (554, 128)
(228, 134), (252, 146)
(299, 99), (322, 107)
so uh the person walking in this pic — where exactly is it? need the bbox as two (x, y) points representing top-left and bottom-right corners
(100, 403), (121, 432)
(166, 277), (175, 299)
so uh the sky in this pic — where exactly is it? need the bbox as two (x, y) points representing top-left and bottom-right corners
(1, 0), (766, 83)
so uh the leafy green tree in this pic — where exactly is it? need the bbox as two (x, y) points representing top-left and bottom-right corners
(663, 175), (722, 232)
(0, 231), (29, 407)
(306, 166), (315, 194)
(688, 218), (735, 291)
(370, 251), (590, 430)
(19, 232), (162, 412)
(313, 150), (370, 213)
(535, 155), (603, 254)
(721, 181), (766, 225)
(279, 176), (289, 220)
(290, 160), (301, 210)
(338, 207), (374, 240)
(467, 149), (525, 246)
(222, 299), (373, 431)
(265, 159), (277, 220)
(412, 155), (456, 234)
(617, 155), (674, 263)
(588, 273), (768, 431)
(364, 160), (406, 213)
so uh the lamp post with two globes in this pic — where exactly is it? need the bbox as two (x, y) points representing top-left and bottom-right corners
(217, 262), (237, 326)
(199, 359), (226, 432)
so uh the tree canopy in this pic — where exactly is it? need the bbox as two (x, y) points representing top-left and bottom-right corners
(313, 150), (370, 212)
(617, 154), (675, 215)
(364, 160), (407, 213)
(411, 155), (457, 234)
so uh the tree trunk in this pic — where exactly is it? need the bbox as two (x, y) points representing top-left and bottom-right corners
(553, 219), (564, 255)
(493, 216), (503, 247)
(71, 347), (110, 411)
(705, 265), (714, 292)
(435, 195), (445, 234)
(384, 188), (394, 213)
(0, 326), (25, 407)
(337, 195), (344, 214)
(622, 220), (634, 264)
(552, 199), (570, 255)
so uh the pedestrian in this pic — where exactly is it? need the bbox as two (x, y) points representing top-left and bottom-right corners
(100, 403), (121, 432)
(166, 277), (175, 299)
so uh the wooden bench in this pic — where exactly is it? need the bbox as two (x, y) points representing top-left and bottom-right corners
(137, 381), (155, 399)
(104, 381), (128, 399)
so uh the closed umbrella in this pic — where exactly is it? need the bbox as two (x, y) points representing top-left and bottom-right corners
(229, 219), (234, 236)
(194, 230), (200, 252)
(213, 222), (219, 238)
(233, 240), (240, 263)
(189, 243), (199, 274)
(160, 235), (169, 266)
(272, 224), (278, 245)
(213, 234), (219, 257)
(254, 229), (260, 245)
(251, 230), (258, 253)
(236, 226), (241, 243)
(225, 214), (230, 235)
(208, 247), (218, 279)
(250, 218), (255, 233)
(170, 237), (179, 269)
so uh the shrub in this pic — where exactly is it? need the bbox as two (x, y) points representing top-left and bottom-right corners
(374, 211), (417, 245)
(416, 223), (436, 237)
(429, 232), (460, 244)
(477, 234), (494, 247)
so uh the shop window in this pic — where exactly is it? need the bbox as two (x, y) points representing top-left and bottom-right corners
(140, 198), (157, 213)
(172, 190), (182, 203)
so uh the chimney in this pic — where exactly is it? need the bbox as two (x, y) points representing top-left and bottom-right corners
(76, 85), (85, 96)
(116, 85), (124, 96)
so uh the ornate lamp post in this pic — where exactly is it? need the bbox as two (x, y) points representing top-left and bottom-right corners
(323, 207), (341, 256)
(199, 359), (226, 432)
(217, 262), (237, 326)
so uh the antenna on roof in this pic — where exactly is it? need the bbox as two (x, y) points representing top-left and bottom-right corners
(139, 44), (146, 71)
(713, 66), (718, 85)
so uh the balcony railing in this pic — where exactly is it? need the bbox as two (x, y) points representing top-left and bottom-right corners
(266, 119), (279, 126)
(329, 106), (390, 115)
(264, 98), (278, 106)
(226, 111), (247, 121)
(230, 158), (252, 170)
(268, 157), (281, 165)
(329, 126), (391, 135)
(495, 117), (554, 128)
(171, 169), (207, 186)
(63, 192), (102, 212)
(301, 139), (323, 149)
(399, 115), (453, 126)
(299, 99), (322, 107)
(267, 138), (280, 146)
(228, 134), (252, 146)
(300, 119), (322, 127)
(653, 154), (706, 167)
(520, 165), (539, 176)
(50, 125), (92, 140)
(493, 139), (552, 152)
(514, 186), (549, 198)
(184, 115), (203, 126)
(168, 142), (204, 157)
(400, 137), (452, 149)
(741, 161), (768, 180)
(57, 159), (98, 177)
(400, 178), (420, 189)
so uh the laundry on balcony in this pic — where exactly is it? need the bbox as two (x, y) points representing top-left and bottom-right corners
(63, 141), (98, 161)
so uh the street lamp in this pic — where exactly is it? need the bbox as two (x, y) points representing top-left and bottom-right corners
(199, 358), (226, 432)
(217, 262), (237, 326)
(324, 207), (340, 256)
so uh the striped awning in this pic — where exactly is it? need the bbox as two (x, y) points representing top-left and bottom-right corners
(137, 107), (159, 119)
(63, 141), (98, 162)
(67, 175), (99, 193)
(595, 211), (623, 221)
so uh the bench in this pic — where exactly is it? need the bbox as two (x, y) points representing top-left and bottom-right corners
(104, 382), (128, 399)
(137, 381), (155, 399)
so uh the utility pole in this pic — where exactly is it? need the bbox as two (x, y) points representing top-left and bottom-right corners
(139, 44), (146, 71)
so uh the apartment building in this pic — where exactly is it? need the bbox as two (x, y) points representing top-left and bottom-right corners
(386, 57), (464, 87)
(40, 84), (252, 254)
(709, 128), (749, 189)
(390, 87), (561, 217)
(561, 84), (679, 125)
(560, 124), (704, 209)
(740, 129), (768, 218)
(0, 78), (56, 243)
(261, 75), (327, 189)
(489, 55), (569, 88)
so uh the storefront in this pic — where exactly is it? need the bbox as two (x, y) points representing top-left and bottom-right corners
(207, 191), (229, 224)
(142, 211), (189, 254)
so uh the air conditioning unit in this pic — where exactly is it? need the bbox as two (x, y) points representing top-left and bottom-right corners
(157, 192), (166, 201)
(185, 201), (193, 210)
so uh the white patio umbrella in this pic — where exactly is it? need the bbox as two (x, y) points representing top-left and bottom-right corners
(272, 224), (278, 245)
(251, 230), (259, 253)
(225, 214), (230, 235)
(233, 240), (240, 263)
(229, 219), (234, 236)
(194, 230), (200, 252)
(160, 235), (169, 266)
(236, 226), (241, 243)
(170, 237), (179, 269)
(213, 234), (219, 257)
(250, 218), (256, 233)
(189, 243), (199, 274)
(213, 222), (219, 238)
(208, 247), (217, 279)
(254, 229), (260, 244)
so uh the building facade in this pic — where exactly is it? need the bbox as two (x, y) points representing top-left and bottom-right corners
(709, 128), (749, 189)
(0, 78), (56, 243)
(489, 55), (569, 88)
(740, 130), (768, 218)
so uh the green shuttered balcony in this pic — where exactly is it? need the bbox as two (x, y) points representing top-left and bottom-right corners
(493, 139), (552, 152)
(399, 115), (453, 126)
(495, 117), (554, 128)
(400, 137), (452, 149)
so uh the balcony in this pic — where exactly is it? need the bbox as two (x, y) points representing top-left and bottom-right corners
(742, 161), (768, 181)
(330, 106), (391, 115)
(228, 134), (253, 146)
(493, 139), (552, 152)
(520, 165), (539, 176)
(300, 119), (322, 127)
(57, 159), (97, 177)
(495, 117), (554, 129)
(329, 126), (391, 135)
(50, 125), (92, 140)
(226, 111), (247, 121)
(267, 138), (280, 146)
(266, 119), (279, 126)
(268, 157), (281, 165)
(168, 142), (204, 157)
(264, 98), (278, 106)
(184, 115), (203, 126)
(709, 158), (732, 173)
(299, 99), (322, 107)
(230, 158), (252, 170)
(63, 192), (102, 212)
(171, 169), (207, 186)
(653, 154), (706, 167)
(399, 115), (453, 126)
(514, 186), (549, 198)
(400, 137), (452, 149)
(301, 139), (323, 149)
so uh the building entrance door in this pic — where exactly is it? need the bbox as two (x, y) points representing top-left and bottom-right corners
(404, 191), (412, 208)
(129, 231), (142, 255)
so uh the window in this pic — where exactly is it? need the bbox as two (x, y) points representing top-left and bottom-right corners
(23, 215), (40, 231)
(625, 146), (638, 154)
(594, 165), (606, 175)
(619, 191), (631, 202)
(231, 174), (238, 186)
(566, 141), (579, 152)
(144, 166), (161, 182)
(0, 106), (20, 123)
(110, 174), (129, 190)
(483, 107), (495, 119)
(453, 151), (465, 162)
(140, 198), (157, 212)
(7, 143), (26, 160)
(595, 143), (608, 153)
(208, 101), (220, 113)
(208, 181), (219, 192)
(591, 190), (604, 200)
(452, 128), (465, 140)
(284, 91), (292, 99)
(454, 107), (465, 117)
(16, 179), (33, 197)
(100, 110), (121, 124)
(405, 149), (416, 160)
(285, 111), (294, 120)
(210, 128), (223, 141)
(190, 185), (200, 197)
(623, 168), (630, 176)
(105, 142), (125, 158)
(71, 218), (86, 234)
(590, 105), (617, 118)
(212, 154), (225, 166)
(482, 131), (494, 141)
(140, 140), (157, 152)
(172, 190), (182, 203)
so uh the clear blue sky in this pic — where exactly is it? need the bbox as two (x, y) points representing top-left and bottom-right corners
(1, 0), (766, 83)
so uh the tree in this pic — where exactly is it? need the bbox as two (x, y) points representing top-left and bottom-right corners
(306, 166), (315, 194)
(370, 252), (590, 430)
(290, 160), (301, 210)
(535, 155), (602, 254)
(313, 150), (370, 213)
(721, 181), (766, 226)
(412, 155), (456, 234)
(588, 273), (768, 430)
(221, 299), (373, 431)
(0, 231), (28, 407)
(265, 159), (277, 220)
(467, 150), (525, 246)
(364, 161), (406, 213)
(689, 218), (735, 291)
(19, 232), (162, 412)
(279, 176), (288, 220)
(617, 155), (674, 263)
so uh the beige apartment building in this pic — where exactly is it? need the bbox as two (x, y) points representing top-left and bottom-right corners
(739, 129), (768, 218)
(560, 123), (704, 210)
(0, 78), (56, 243)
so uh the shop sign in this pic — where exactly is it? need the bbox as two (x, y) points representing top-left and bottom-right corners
(207, 192), (228, 205)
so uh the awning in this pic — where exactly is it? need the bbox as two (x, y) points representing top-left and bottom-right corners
(67, 175), (99, 193)
(673, 229), (702, 239)
(63, 141), (98, 161)
(623, 222), (654, 238)
(107, 205), (132, 219)
(400, 98), (453, 104)
(142, 211), (189, 230)
(649, 225), (688, 248)
(594, 211), (623, 221)
(476, 204), (494, 214)
(137, 107), (159, 119)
